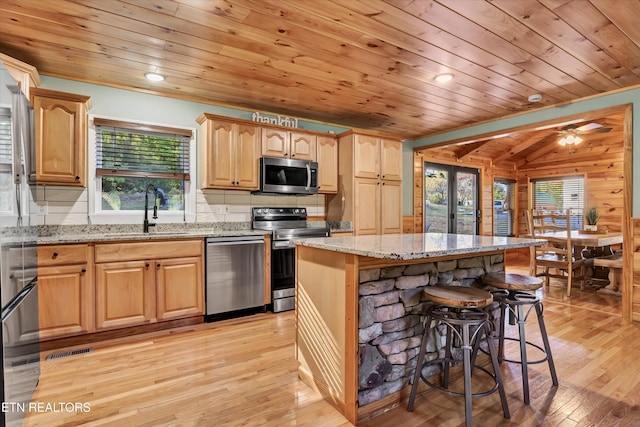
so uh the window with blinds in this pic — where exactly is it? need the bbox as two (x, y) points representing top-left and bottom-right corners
(95, 118), (191, 179)
(531, 176), (584, 229)
(94, 118), (193, 212)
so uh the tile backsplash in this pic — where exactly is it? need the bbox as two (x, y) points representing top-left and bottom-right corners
(37, 186), (326, 225)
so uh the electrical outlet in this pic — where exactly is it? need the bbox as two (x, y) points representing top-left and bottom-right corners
(213, 204), (229, 215)
(37, 202), (48, 215)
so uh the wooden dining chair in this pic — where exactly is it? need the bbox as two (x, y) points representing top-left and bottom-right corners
(527, 210), (585, 297)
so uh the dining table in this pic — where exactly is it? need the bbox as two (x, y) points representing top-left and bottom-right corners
(526, 230), (623, 276)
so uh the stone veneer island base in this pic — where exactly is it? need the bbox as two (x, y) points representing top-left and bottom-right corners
(294, 233), (543, 425)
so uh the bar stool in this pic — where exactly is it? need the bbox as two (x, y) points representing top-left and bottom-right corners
(481, 272), (559, 404)
(407, 285), (510, 427)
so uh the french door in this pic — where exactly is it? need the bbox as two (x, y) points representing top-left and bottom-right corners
(424, 162), (480, 234)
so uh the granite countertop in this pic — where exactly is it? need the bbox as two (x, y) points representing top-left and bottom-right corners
(36, 229), (270, 244)
(293, 233), (546, 260)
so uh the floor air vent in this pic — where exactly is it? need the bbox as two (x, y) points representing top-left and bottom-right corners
(45, 347), (92, 361)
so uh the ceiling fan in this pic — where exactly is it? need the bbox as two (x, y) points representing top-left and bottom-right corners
(555, 122), (612, 146)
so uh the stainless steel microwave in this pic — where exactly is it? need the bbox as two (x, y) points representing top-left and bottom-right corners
(255, 157), (319, 195)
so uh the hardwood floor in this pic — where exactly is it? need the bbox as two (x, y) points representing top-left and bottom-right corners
(23, 254), (639, 426)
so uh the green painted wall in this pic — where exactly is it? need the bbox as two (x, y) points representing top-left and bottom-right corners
(402, 89), (639, 217)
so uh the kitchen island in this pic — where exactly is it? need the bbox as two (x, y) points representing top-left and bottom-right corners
(293, 233), (543, 425)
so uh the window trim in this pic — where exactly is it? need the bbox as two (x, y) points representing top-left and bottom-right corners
(88, 115), (197, 225)
(530, 174), (585, 230)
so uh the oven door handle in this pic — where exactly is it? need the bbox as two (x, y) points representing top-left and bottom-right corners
(272, 240), (295, 250)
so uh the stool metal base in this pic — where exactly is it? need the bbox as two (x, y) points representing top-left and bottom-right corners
(407, 305), (510, 427)
(494, 290), (559, 404)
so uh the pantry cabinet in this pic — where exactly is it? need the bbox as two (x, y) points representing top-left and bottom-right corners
(30, 88), (91, 186)
(198, 114), (260, 190)
(327, 131), (403, 235)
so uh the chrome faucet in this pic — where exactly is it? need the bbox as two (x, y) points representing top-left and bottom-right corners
(143, 184), (158, 233)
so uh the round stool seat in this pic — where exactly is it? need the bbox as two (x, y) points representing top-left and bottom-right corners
(424, 285), (493, 308)
(482, 272), (543, 292)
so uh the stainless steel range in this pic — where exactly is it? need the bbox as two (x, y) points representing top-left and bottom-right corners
(252, 207), (330, 312)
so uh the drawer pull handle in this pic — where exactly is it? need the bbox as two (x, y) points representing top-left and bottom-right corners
(52, 252), (59, 258)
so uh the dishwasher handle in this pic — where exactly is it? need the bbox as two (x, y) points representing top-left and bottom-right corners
(206, 236), (265, 246)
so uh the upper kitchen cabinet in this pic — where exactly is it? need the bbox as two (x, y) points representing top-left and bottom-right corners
(354, 133), (402, 181)
(0, 52), (40, 98)
(198, 114), (260, 190)
(316, 135), (338, 194)
(327, 131), (404, 235)
(261, 128), (317, 161)
(30, 88), (91, 187)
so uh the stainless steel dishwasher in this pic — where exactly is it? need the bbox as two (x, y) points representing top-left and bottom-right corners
(205, 236), (265, 319)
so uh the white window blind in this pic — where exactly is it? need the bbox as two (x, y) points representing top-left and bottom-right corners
(94, 118), (191, 180)
(532, 176), (584, 229)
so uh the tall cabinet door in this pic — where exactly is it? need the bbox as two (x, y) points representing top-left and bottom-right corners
(380, 139), (402, 181)
(354, 178), (380, 235)
(381, 180), (402, 234)
(354, 134), (380, 179)
(235, 124), (260, 188)
(204, 120), (235, 188)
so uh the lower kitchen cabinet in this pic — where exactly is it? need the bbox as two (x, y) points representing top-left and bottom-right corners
(37, 244), (93, 340)
(94, 239), (204, 330)
(95, 260), (154, 330)
(156, 256), (203, 320)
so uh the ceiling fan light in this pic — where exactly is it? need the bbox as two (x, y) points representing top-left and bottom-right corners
(558, 133), (583, 146)
(145, 72), (165, 82)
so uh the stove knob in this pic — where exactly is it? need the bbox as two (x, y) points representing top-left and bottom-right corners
(293, 208), (299, 214)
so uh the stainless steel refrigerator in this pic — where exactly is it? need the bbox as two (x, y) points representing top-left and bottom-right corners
(0, 60), (40, 427)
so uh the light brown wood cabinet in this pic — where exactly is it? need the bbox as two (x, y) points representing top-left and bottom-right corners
(198, 114), (260, 190)
(0, 52), (40, 98)
(94, 240), (204, 330)
(317, 135), (338, 194)
(327, 131), (403, 235)
(262, 128), (317, 161)
(37, 244), (93, 339)
(30, 88), (91, 186)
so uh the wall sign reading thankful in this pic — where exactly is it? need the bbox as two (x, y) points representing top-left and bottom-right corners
(251, 112), (299, 128)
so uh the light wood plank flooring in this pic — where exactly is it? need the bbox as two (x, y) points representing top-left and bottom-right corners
(22, 254), (640, 426)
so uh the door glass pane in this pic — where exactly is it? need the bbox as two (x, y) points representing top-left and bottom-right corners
(494, 179), (515, 236)
(424, 166), (448, 233)
(455, 171), (477, 235)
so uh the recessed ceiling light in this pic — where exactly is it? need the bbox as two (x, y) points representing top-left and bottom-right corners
(145, 72), (165, 82)
(434, 73), (453, 83)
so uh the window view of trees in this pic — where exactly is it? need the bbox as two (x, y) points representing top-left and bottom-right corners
(532, 177), (584, 229)
(95, 122), (190, 212)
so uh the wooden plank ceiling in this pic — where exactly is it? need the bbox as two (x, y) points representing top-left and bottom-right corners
(0, 0), (638, 145)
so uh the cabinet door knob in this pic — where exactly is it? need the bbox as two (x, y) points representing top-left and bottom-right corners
(81, 268), (87, 273)
(284, 153), (288, 156)
(291, 154), (295, 157)
(52, 252), (59, 258)
(156, 263), (161, 268)
(145, 262), (150, 268)
(75, 176), (80, 181)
